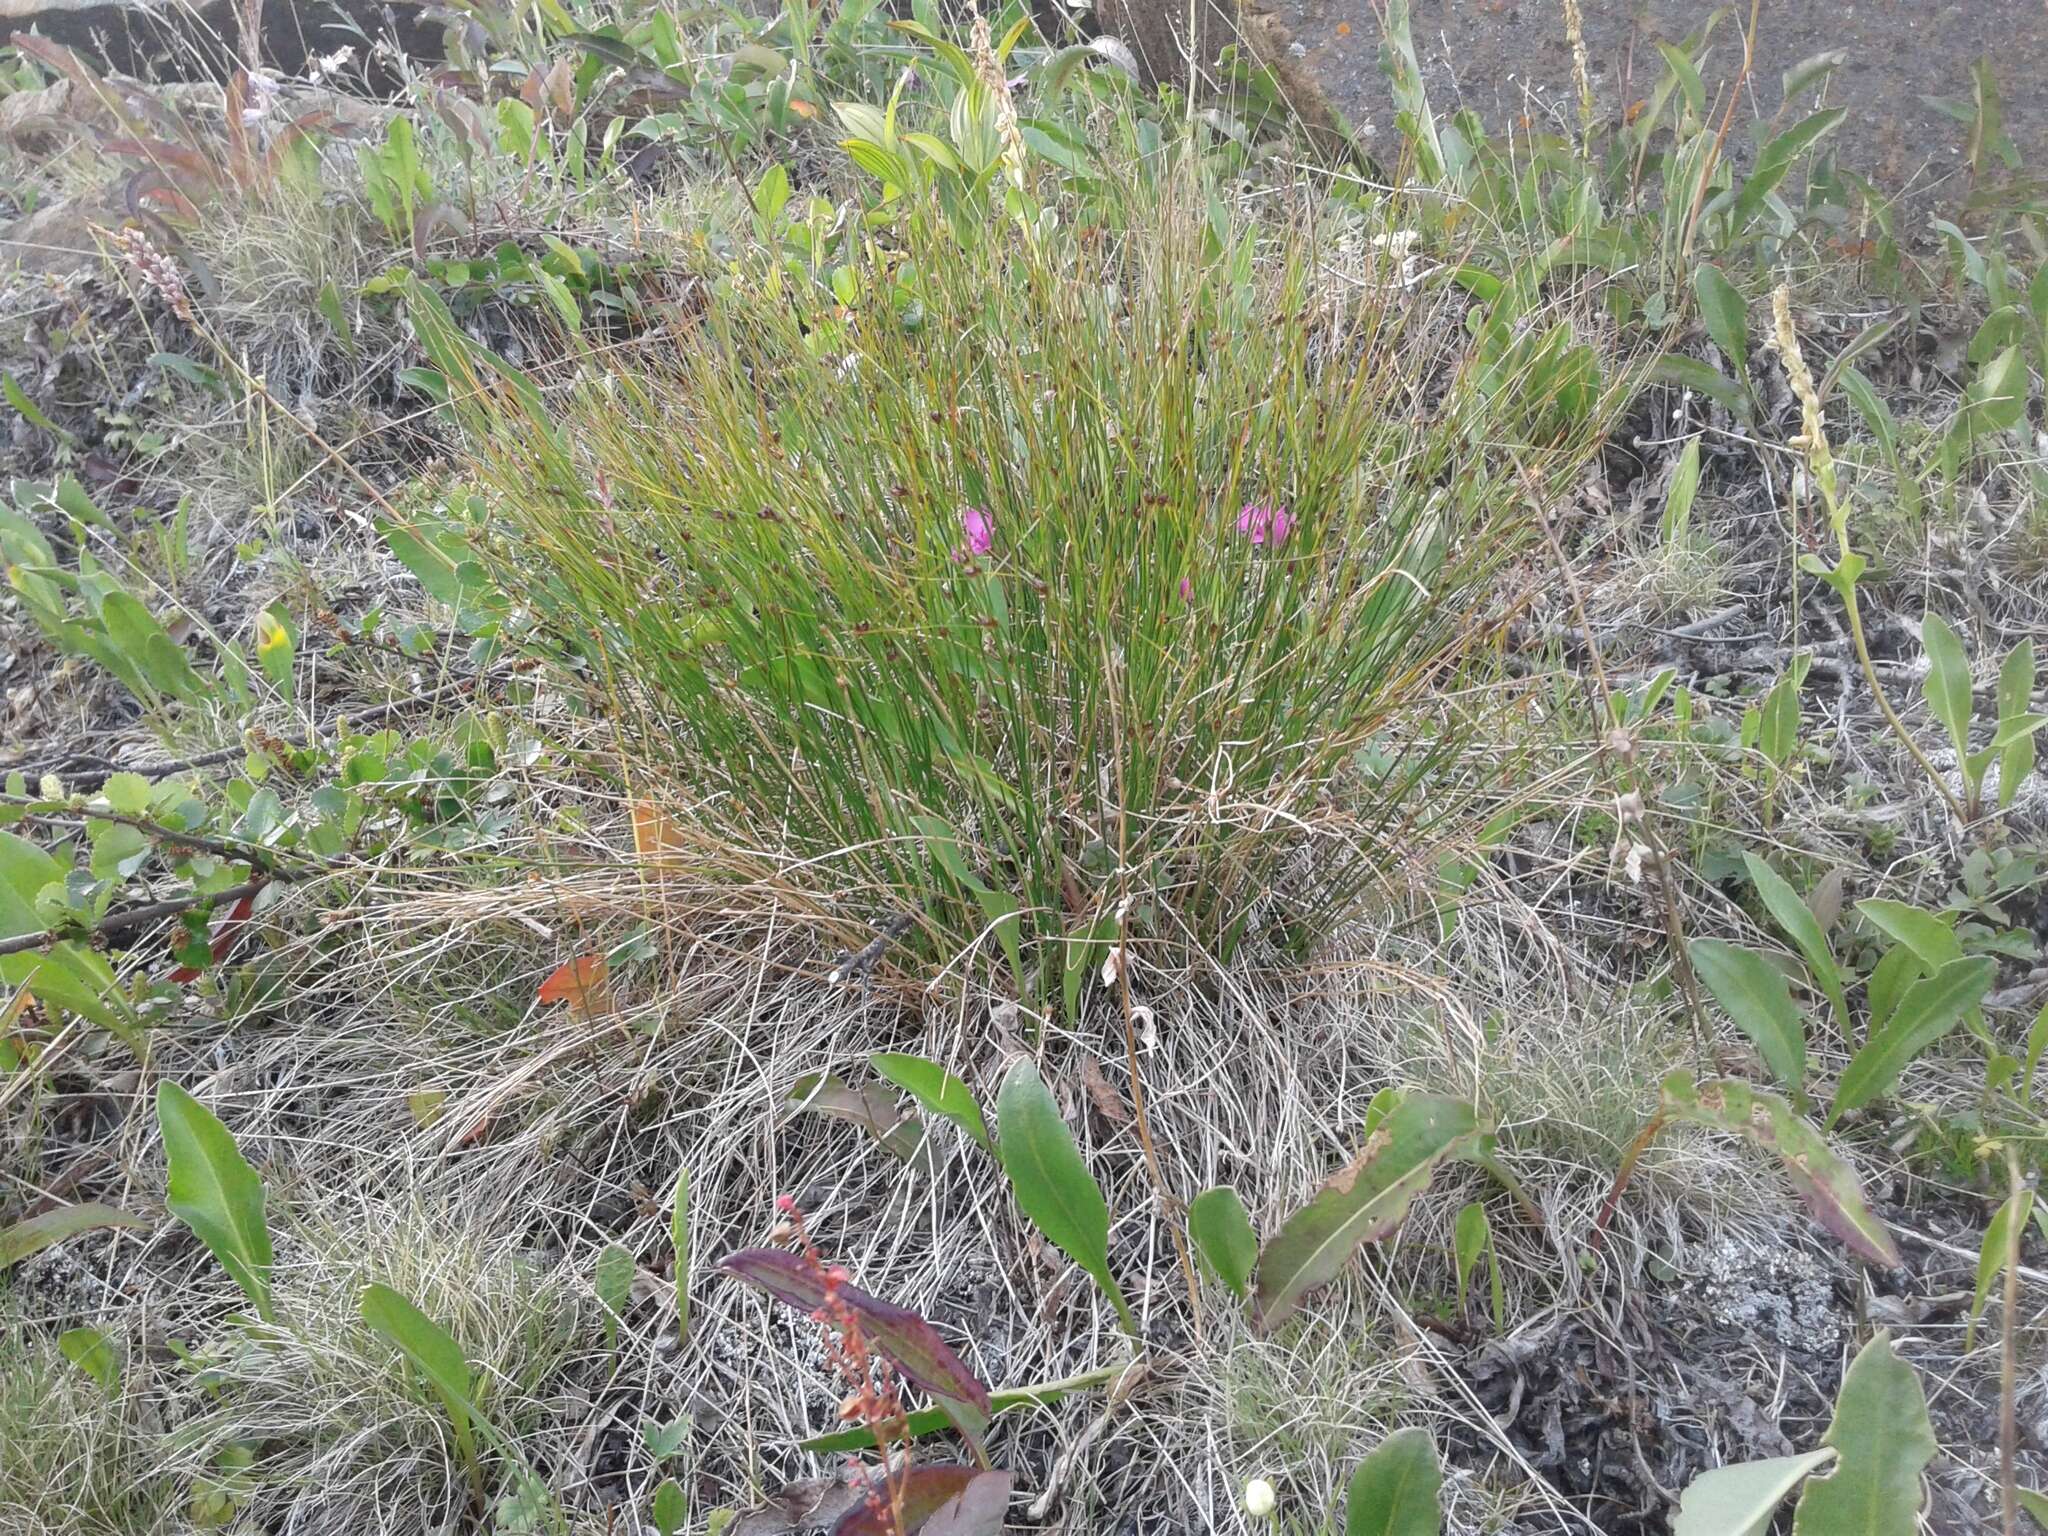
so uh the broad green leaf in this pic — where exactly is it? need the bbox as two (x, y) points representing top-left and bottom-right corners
(1695, 263), (1748, 374)
(157, 1082), (273, 1319)
(871, 1053), (990, 1151)
(1951, 344), (2028, 449)
(1865, 943), (1925, 1032)
(1919, 615), (1973, 761)
(652, 1479), (687, 1536)
(1855, 900), (1961, 969)
(1254, 1097), (1480, 1330)
(1731, 108), (1846, 232)
(787, 1072), (926, 1164)
(670, 1168), (690, 1345)
(1831, 957), (1996, 1121)
(0, 1201), (146, 1269)
(1660, 1074), (1899, 1266)
(1660, 437), (1702, 542)
(359, 1282), (481, 1474)
(798, 1363), (1130, 1453)
(1997, 640), (2039, 809)
(1690, 938), (1808, 1091)
(996, 1059), (1134, 1332)
(1968, 1186), (2032, 1352)
(2017, 1488), (2048, 1525)
(1651, 354), (1750, 416)
(1452, 1202), (1487, 1316)
(1790, 1332), (1935, 1536)
(1743, 854), (1849, 1033)
(58, 1325), (120, 1392)
(594, 1243), (633, 1348)
(1345, 1427), (1442, 1536)
(1674, 1450), (1836, 1536)
(1187, 1186), (1258, 1300)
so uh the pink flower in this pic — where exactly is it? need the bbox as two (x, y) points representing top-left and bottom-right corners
(959, 505), (994, 556)
(1237, 502), (1292, 547)
(1179, 575), (1193, 603)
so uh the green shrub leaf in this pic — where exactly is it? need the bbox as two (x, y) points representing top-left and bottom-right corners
(156, 1082), (273, 1319)
(1742, 854), (1848, 1033)
(996, 1058), (1135, 1332)
(1831, 956), (1996, 1121)
(359, 1282), (482, 1478)
(1919, 614), (1973, 760)
(1790, 1332), (1934, 1536)
(1254, 1097), (1479, 1331)
(1694, 263), (1748, 375)
(1674, 1450), (1836, 1536)
(1345, 1426), (1442, 1536)
(1689, 938), (1807, 1091)
(0, 1201), (147, 1270)
(1187, 1186), (1258, 1300)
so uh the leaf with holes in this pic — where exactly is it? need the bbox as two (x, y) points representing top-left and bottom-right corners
(1660, 1074), (1898, 1266)
(721, 1248), (991, 1455)
(1345, 1427), (1443, 1536)
(157, 1082), (273, 1319)
(1188, 1186), (1258, 1300)
(996, 1058), (1135, 1333)
(1790, 1332), (1934, 1536)
(1254, 1097), (1480, 1331)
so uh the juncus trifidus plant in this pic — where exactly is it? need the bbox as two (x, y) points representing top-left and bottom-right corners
(450, 127), (1615, 1006)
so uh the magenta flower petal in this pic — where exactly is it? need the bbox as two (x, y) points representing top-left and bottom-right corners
(959, 506), (994, 556)
(1236, 502), (1291, 547)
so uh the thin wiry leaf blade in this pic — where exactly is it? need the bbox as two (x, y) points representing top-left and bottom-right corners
(1254, 1097), (1479, 1331)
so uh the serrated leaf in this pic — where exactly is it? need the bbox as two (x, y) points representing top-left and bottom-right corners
(157, 1082), (273, 1319)
(1660, 1074), (1899, 1266)
(1920, 614), (1973, 761)
(1790, 1332), (1934, 1536)
(1743, 854), (1849, 1034)
(1187, 1186), (1258, 1300)
(0, 1201), (147, 1270)
(721, 1248), (991, 1454)
(1830, 956), (1996, 1121)
(1674, 1450), (1836, 1536)
(871, 1053), (990, 1151)
(1254, 1097), (1480, 1331)
(995, 1058), (1134, 1332)
(1690, 939), (1808, 1091)
(1345, 1427), (1442, 1536)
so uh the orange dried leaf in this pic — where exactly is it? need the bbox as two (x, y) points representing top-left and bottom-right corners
(538, 954), (609, 1010)
(630, 800), (688, 863)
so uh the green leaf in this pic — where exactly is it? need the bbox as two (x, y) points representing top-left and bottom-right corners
(996, 1059), (1134, 1332)
(1731, 108), (1846, 232)
(1660, 437), (1702, 542)
(3, 371), (77, 445)
(58, 1325), (121, 1392)
(1253, 1097), (1480, 1331)
(1830, 957), (1996, 1122)
(594, 1242), (633, 1347)
(1695, 263), (1748, 375)
(1865, 943), (1925, 1032)
(652, 1479), (687, 1536)
(1968, 1186), (2032, 1351)
(1920, 615), (1974, 761)
(156, 1082), (273, 1319)
(670, 1167), (690, 1345)
(1452, 1201), (1487, 1316)
(2017, 1488), (2048, 1526)
(1674, 1450), (1836, 1536)
(797, 1363), (1131, 1453)
(1659, 1074), (1899, 1266)
(1855, 900), (1961, 970)
(1345, 1427), (1442, 1536)
(1689, 939), (1807, 1091)
(871, 1053), (990, 1151)
(1651, 354), (1750, 416)
(1187, 1186), (1258, 1300)
(1790, 1332), (1935, 1536)
(1997, 640), (2039, 810)
(359, 1282), (482, 1474)
(1952, 344), (2029, 449)
(1742, 855), (1849, 1033)
(0, 1201), (147, 1269)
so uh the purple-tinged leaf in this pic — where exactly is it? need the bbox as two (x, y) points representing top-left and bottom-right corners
(721, 1248), (992, 1453)
(830, 1466), (994, 1536)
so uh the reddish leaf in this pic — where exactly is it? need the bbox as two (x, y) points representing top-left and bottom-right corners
(721, 1248), (992, 1425)
(917, 1470), (1012, 1536)
(537, 954), (609, 1014)
(630, 800), (689, 864)
(166, 894), (256, 984)
(829, 1466), (992, 1536)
